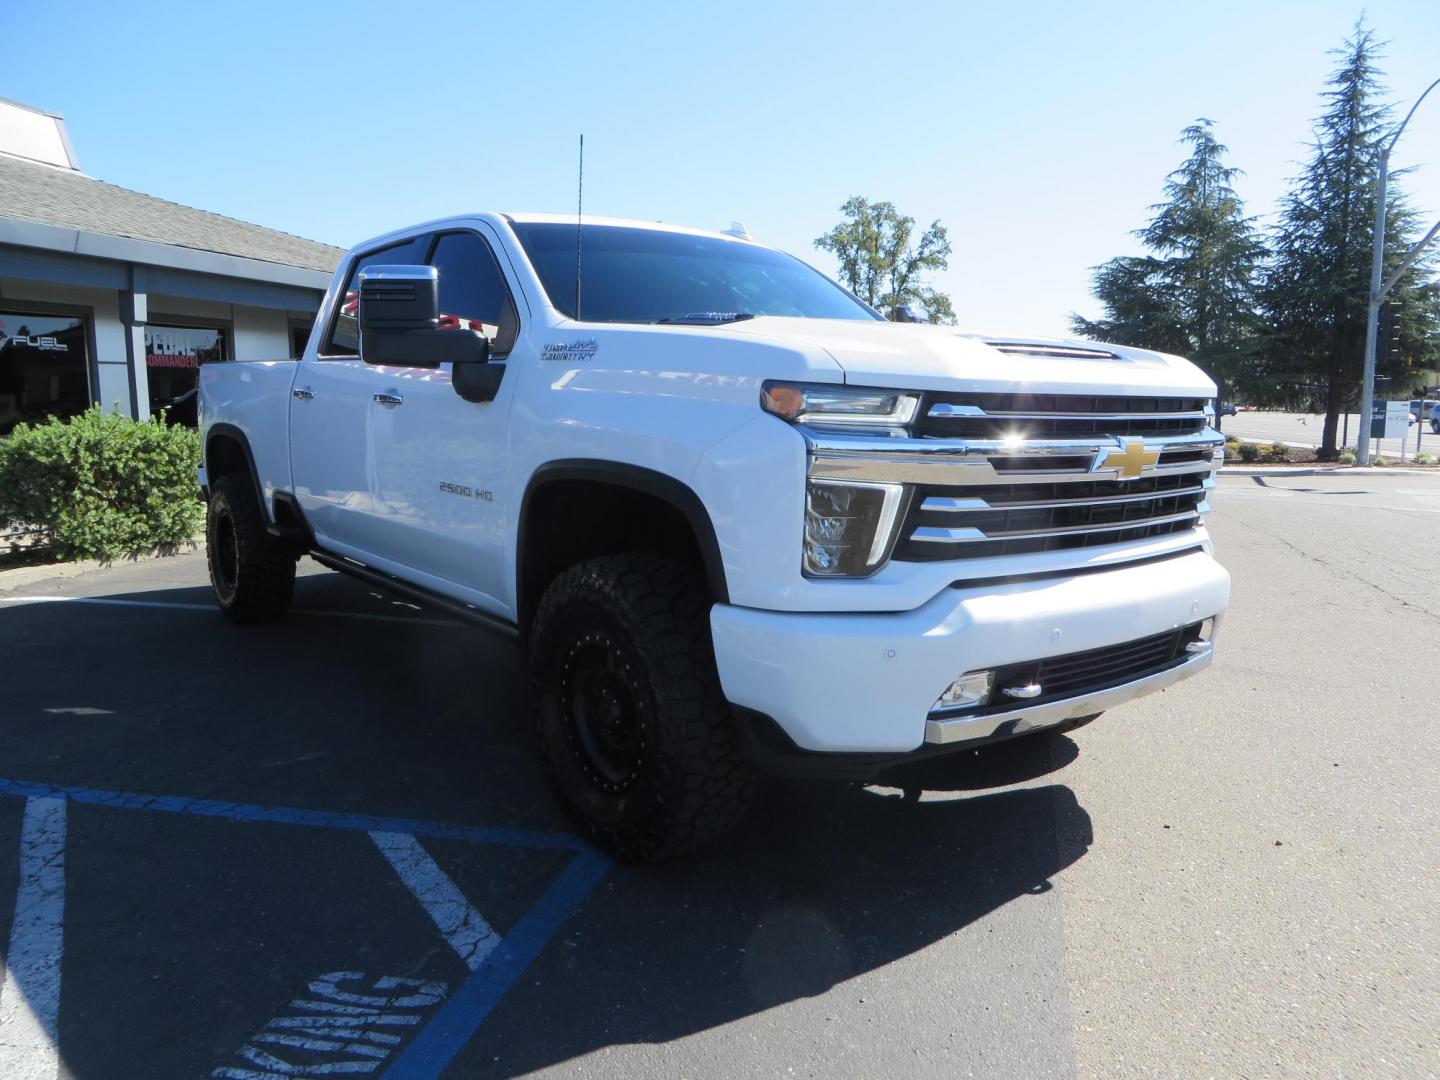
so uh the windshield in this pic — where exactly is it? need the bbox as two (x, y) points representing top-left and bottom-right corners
(510, 223), (881, 324)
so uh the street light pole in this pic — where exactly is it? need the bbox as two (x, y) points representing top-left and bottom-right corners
(1357, 77), (1440, 465)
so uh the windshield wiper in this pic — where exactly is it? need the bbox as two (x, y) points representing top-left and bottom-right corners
(653, 312), (756, 325)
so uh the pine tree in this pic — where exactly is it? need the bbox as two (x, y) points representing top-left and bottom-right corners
(1259, 23), (1440, 454)
(1071, 120), (1265, 407)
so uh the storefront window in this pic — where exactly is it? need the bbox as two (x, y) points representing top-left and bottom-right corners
(0, 310), (91, 435)
(146, 324), (226, 425)
(290, 323), (313, 358)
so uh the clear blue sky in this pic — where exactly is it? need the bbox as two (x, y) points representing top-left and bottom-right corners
(5, 0), (1438, 337)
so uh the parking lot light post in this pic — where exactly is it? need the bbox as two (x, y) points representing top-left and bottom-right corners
(1358, 76), (1440, 466)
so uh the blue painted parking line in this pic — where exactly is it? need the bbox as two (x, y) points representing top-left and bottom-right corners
(0, 775), (586, 851)
(0, 776), (610, 1079)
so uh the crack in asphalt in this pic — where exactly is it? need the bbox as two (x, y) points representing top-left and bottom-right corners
(1225, 513), (1440, 626)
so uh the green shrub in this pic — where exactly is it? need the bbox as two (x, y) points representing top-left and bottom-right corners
(1237, 441), (1262, 463)
(1264, 441), (1290, 463)
(0, 406), (203, 560)
(1223, 438), (1241, 461)
(1415, 452), (1434, 465)
(1338, 450), (1357, 465)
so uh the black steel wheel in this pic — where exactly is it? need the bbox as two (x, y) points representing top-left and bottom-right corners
(559, 629), (650, 797)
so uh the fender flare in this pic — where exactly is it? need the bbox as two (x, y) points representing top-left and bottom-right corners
(517, 460), (730, 619)
(203, 424), (269, 524)
(203, 426), (313, 546)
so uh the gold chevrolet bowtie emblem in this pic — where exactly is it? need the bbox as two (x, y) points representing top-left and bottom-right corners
(1100, 440), (1159, 479)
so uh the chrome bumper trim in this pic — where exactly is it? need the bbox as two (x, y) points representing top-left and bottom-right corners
(922, 650), (1213, 745)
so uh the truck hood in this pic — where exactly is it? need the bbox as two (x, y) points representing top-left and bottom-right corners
(716, 317), (1217, 398)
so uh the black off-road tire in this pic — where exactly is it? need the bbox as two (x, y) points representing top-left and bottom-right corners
(529, 554), (757, 862)
(207, 472), (297, 624)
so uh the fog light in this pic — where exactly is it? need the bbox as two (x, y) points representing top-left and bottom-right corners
(931, 670), (994, 713)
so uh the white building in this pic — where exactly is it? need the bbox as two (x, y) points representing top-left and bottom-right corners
(0, 96), (343, 430)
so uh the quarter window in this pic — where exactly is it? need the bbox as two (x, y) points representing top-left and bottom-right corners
(323, 236), (430, 356)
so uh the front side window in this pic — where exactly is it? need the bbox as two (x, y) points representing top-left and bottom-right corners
(428, 232), (519, 355)
(0, 310), (91, 435)
(323, 236), (430, 356)
(510, 223), (880, 324)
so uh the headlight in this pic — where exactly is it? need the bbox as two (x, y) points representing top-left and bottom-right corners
(761, 381), (920, 428)
(804, 479), (905, 576)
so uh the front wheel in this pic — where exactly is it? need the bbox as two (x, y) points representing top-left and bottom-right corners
(207, 473), (296, 624)
(529, 554), (757, 861)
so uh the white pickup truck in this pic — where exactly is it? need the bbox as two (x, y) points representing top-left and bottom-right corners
(199, 212), (1229, 860)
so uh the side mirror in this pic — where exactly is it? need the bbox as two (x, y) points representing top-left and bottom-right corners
(894, 304), (926, 324)
(358, 264), (501, 403)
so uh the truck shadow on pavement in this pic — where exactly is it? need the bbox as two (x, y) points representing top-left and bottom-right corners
(0, 571), (1092, 1077)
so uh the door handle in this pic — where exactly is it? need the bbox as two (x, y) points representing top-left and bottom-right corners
(292, 387), (315, 400)
(373, 392), (404, 406)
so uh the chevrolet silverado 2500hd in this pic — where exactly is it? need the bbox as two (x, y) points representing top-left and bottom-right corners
(199, 213), (1229, 860)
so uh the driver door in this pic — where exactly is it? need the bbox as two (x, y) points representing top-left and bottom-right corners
(364, 227), (523, 616)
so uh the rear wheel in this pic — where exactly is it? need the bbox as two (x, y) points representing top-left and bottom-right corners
(529, 554), (756, 861)
(207, 472), (296, 623)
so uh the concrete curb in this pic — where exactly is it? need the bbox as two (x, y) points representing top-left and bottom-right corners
(1221, 466), (1438, 477)
(0, 540), (205, 592)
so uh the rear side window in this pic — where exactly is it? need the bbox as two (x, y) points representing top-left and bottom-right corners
(428, 232), (520, 355)
(322, 236), (430, 356)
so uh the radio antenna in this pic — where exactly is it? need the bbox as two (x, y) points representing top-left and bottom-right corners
(575, 134), (584, 320)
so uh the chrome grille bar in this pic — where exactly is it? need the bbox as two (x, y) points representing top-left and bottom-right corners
(921, 480), (1210, 513)
(928, 404), (1210, 423)
(808, 430), (1223, 486)
(911, 508), (1206, 544)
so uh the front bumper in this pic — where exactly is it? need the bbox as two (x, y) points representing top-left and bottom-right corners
(710, 548), (1229, 754)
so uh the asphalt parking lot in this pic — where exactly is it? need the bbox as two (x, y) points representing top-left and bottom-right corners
(0, 469), (1436, 1079)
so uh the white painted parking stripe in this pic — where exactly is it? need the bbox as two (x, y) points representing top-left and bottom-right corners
(0, 796), (67, 1080)
(0, 596), (450, 626)
(370, 833), (500, 972)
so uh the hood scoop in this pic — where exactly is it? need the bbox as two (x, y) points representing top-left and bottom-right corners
(983, 341), (1125, 362)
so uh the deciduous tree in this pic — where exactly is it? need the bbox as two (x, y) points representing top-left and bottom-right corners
(814, 197), (954, 323)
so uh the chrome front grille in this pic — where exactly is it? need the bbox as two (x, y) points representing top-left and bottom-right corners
(899, 475), (1209, 560)
(890, 393), (1220, 562)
